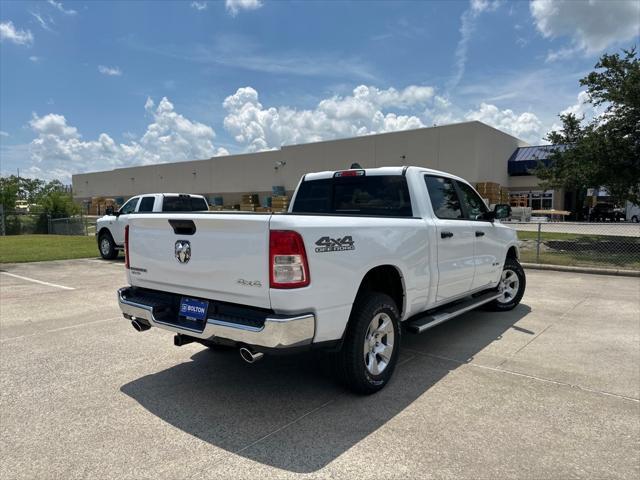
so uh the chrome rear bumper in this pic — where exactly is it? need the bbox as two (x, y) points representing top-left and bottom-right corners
(117, 287), (315, 349)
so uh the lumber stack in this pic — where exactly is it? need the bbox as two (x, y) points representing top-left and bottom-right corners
(271, 195), (290, 213)
(240, 194), (259, 212)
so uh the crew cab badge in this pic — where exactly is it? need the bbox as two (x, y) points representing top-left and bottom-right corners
(175, 240), (191, 264)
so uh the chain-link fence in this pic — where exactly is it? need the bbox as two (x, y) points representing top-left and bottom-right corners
(0, 211), (97, 236)
(508, 222), (640, 271)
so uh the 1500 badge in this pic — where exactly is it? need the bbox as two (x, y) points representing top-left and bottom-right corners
(315, 236), (355, 253)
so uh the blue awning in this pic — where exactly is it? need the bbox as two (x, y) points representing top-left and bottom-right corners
(508, 145), (570, 175)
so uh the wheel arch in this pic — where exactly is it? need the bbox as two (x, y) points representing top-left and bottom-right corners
(354, 264), (406, 317)
(97, 227), (114, 241)
(506, 244), (519, 261)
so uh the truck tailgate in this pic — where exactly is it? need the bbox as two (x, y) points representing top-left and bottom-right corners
(127, 213), (271, 309)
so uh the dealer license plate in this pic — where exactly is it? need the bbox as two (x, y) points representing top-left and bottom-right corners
(179, 297), (209, 322)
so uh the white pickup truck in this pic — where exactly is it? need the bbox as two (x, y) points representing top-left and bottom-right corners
(118, 167), (525, 394)
(96, 193), (209, 259)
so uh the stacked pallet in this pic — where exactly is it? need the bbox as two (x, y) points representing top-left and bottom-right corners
(499, 187), (510, 204)
(510, 195), (528, 207)
(88, 197), (118, 215)
(240, 194), (259, 212)
(475, 182), (502, 205)
(271, 195), (290, 213)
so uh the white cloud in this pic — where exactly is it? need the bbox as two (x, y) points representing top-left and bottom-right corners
(464, 102), (543, 143)
(47, 0), (77, 16)
(222, 85), (433, 151)
(449, 0), (501, 90)
(98, 65), (122, 76)
(226, 0), (263, 16)
(0, 131), (9, 137)
(530, 0), (640, 59)
(29, 56), (42, 62)
(560, 90), (592, 118)
(24, 98), (228, 182)
(0, 21), (34, 46)
(190, 1), (207, 10)
(30, 11), (55, 32)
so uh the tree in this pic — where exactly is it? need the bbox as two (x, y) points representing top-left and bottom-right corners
(0, 176), (19, 210)
(0, 175), (77, 216)
(537, 48), (640, 205)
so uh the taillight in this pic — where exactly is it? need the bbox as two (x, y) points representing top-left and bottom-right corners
(269, 230), (310, 288)
(124, 225), (130, 269)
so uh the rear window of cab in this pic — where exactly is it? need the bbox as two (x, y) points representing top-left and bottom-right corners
(292, 175), (413, 217)
(162, 196), (209, 212)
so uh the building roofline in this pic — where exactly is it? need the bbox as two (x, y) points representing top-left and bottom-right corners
(72, 120), (527, 179)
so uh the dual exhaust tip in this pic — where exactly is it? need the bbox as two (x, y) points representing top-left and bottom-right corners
(239, 347), (264, 364)
(131, 318), (263, 364)
(131, 319), (151, 332)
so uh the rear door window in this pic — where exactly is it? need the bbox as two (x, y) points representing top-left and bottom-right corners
(292, 175), (412, 216)
(138, 196), (155, 212)
(424, 176), (463, 219)
(162, 196), (209, 212)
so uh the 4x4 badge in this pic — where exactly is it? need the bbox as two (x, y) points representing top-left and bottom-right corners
(315, 236), (355, 253)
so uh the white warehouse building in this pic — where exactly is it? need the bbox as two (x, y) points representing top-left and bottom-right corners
(72, 121), (566, 212)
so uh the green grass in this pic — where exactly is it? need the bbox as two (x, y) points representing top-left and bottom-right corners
(0, 235), (101, 263)
(517, 231), (605, 241)
(517, 231), (640, 270)
(520, 250), (640, 270)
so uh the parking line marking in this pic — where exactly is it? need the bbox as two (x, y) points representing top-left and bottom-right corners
(0, 271), (75, 290)
(0, 317), (120, 343)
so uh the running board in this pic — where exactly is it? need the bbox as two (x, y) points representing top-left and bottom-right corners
(406, 291), (502, 334)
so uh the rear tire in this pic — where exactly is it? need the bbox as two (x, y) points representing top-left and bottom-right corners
(333, 292), (401, 395)
(486, 257), (526, 311)
(632, 216), (639, 223)
(98, 232), (118, 260)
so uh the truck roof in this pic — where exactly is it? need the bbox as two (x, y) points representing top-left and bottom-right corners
(303, 166), (469, 184)
(130, 193), (206, 198)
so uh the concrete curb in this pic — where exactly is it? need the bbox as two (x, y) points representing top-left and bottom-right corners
(522, 262), (640, 278)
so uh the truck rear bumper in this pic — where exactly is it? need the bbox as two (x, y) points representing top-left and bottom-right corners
(117, 287), (315, 349)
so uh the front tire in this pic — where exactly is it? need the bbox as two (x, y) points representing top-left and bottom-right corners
(334, 293), (401, 395)
(632, 216), (639, 223)
(98, 232), (118, 260)
(486, 257), (526, 311)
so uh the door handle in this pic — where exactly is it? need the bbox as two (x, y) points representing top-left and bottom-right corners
(441, 231), (454, 239)
(475, 231), (485, 237)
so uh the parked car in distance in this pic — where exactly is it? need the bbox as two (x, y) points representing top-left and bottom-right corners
(589, 203), (626, 222)
(626, 201), (640, 223)
(117, 167), (525, 394)
(14, 200), (30, 214)
(97, 193), (209, 259)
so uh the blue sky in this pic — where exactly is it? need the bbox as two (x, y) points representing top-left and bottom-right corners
(1, 0), (638, 182)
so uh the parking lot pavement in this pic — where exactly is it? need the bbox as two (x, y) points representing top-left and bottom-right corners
(1, 259), (638, 479)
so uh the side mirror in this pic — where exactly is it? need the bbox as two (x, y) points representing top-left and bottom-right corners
(494, 204), (511, 220)
(105, 206), (114, 216)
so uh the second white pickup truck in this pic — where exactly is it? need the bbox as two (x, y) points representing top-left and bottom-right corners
(97, 193), (209, 259)
(118, 167), (525, 394)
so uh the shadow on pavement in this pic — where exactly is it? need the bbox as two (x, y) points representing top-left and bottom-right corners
(121, 304), (531, 473)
